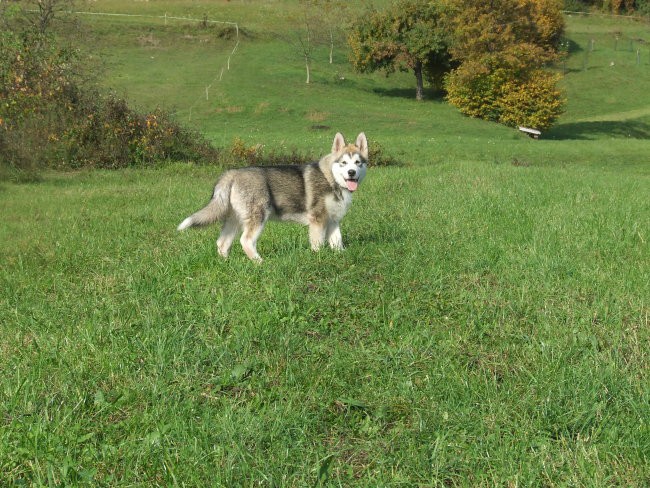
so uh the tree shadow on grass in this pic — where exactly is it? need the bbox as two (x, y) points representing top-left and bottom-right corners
(372, 86), (445, 101)
(545, 119), (650, 140)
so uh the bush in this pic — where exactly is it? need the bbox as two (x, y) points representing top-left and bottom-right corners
(445, 66), (504, 122)
(368, 140), (405, 167)
(223, 137), (403, 168)
(445, 67), (565, 130)
(0, 13), (403, 180)
(447, 0), (565, 70)
(635, 0), (650, 15)
(61, 94), (221, 169)
(563, 0), (590, 12)
(497, 71), (565, 129)
(0, 29), (78, 176)
(0, 28), (221, 179)
(444, 0), (565, 130)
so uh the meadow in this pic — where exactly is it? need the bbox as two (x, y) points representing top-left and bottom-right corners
(1, 1), (649, 486)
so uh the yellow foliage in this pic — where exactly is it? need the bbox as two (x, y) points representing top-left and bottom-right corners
(445, 0), (565, 129)
(497, 71), (565, 129)
(525, 0), (565, 50)
(445, 68), (564, 130)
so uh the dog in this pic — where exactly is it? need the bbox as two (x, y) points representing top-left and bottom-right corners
(177, 132), (368, 262)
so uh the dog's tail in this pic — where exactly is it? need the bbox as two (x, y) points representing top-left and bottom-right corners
(177, 174), (233, 231)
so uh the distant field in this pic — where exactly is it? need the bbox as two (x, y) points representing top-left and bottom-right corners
(78, 6), (650, 171)
(1, 2), (649, 486)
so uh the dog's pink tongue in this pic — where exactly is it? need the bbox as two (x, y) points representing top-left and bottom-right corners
(346, 180), (358, 192)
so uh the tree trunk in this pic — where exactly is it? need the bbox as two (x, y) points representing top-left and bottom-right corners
(414, 61), (424, 101)
(329, 28), (334, 64)
(305, 56), (311, 84)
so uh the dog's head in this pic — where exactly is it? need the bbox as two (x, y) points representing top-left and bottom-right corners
(330, 132), (368, 192)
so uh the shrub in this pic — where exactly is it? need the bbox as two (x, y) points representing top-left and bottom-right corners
(369, 140), (405, 167)
(445, 0), (565, 130)
(1, 14), (403, 180)
(563, 0), (590, 12)
(635, 0), (650, 15)
(0, 27), (221, 178)
(0, 29), (77, 176)
(497, 70), (565, 129)
(61, 94), (221, 169)
(221, 137), (403, 168)
(445, 67), (565, 130)
(445, 66), (504, 122)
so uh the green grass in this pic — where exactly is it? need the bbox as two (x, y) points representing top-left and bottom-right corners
(1, 163), (648, 485)
(82, 8), (650, 172)
(1, 2), (650, 486)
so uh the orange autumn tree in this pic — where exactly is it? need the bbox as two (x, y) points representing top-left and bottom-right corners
(445, 0), (566, 130)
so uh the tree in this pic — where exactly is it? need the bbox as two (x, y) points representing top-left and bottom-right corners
(445, 0), (566, 129)
(285, 0), (341, 83)
(290, 1), (318, 84)
(348, 0), (451, 100)
(281, 0), (349, 84)
(1, 0), (77, 35)
(316, 0), (348, 64)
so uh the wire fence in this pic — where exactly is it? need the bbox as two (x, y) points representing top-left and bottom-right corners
(562, 9), (650, 20)
(64, 10), (240, 122)
(56, 9), (649, 119)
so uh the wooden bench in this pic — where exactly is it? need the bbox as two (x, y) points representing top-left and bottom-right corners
(518, 126), (541, 139)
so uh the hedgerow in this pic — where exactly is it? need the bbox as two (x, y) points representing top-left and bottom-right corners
(0, 28), (220, 180)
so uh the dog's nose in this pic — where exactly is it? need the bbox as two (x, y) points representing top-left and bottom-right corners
(347, 169), (356, 178)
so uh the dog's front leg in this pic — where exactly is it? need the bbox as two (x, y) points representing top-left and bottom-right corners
(326, 222), (344, 251)
(309, 220), (326, 251)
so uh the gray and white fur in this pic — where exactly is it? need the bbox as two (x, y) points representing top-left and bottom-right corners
(177, 132), (368, 262)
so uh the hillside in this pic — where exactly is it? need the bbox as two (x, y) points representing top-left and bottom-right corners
(1, 2), (649, 486)
(68, 2), (650, 174)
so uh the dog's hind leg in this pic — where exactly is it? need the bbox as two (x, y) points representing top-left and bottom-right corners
(216, 216), (239, 258)
(240, 210), (268, 262)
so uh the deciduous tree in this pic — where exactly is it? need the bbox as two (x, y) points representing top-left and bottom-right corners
(445, 0), (566, 129)
(348, 0), (451, 100)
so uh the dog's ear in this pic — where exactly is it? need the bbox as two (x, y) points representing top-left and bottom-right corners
(356, 132), (368, 159)
(332, 132), (346, 154)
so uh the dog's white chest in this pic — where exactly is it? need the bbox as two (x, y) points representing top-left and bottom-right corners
(325, 191), (352, 223)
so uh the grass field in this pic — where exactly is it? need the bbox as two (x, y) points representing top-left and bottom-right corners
(1, 2), (649, 486)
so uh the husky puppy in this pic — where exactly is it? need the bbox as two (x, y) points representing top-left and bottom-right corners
(177, 132), (368, 262)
